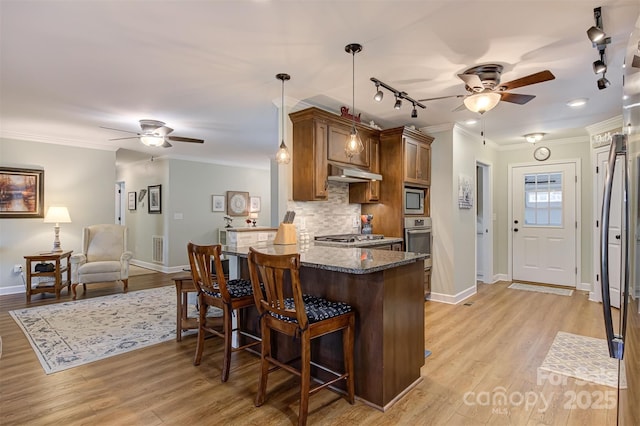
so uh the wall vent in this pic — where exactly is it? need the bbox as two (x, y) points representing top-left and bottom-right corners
(152, 235), (164, 264)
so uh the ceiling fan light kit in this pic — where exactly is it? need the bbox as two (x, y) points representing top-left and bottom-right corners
(345, 43), (365, 158)
(369, 77), (425, 118)
(140, 135), (165, 147)
(524, 133), (545, 144)
(587, 6), (612, 90)
(463, 92), (501, 114)
(275, 73), (292, 164)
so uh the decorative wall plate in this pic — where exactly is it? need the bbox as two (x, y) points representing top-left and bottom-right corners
(226, 191), (249, 216)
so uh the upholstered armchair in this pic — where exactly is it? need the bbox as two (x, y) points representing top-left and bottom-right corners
(70, 224), (133, 299)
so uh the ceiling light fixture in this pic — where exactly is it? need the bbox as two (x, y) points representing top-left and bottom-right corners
(587, 6), (611, 90)
(593, 53), (607, 74)
(275, 73), (291, 164)
(567, 98), (588, 107)
(370, 77), (426, 118)
(587, 7), (607, 43)
(524, 133), (545, 144)
(140, 135), (165, 147)
(373, 83), (384, 102)
(345, 43), (364, 159)
(463, 92), (501, 114)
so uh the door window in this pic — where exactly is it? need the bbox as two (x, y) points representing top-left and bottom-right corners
(523, 172), (563, 226)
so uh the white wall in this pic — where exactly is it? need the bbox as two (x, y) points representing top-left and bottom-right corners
(0, 138), (116, 294)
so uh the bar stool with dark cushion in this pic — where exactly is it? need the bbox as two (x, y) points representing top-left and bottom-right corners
(247, 247), (355, 426)
(187, 242), (260, 382)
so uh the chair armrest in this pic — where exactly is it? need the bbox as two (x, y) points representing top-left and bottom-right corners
(70, 253), (86, 265)
(121, 251), (134, 263)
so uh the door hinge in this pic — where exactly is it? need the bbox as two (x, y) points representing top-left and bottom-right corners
(596, 166), (599, 173)
(596, 220), (599, 228)
(575, 175), (577, 183)
(596, 273), (599, 282)
(576, 267), (578, 274)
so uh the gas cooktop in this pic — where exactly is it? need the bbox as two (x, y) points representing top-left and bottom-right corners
(314, 234), (385, 243)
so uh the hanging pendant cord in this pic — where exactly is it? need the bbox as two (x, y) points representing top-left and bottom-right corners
(352, 51), (356, 126)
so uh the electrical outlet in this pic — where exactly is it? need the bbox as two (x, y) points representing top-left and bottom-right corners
(13, 264), (23, 273)
(352, 216), (360, 227)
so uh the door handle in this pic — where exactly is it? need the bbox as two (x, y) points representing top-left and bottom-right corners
(615, 235), (621, 240)
(513, 228), (518, 232)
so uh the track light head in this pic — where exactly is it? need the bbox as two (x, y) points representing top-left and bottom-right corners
(593, 59), (607, 74)
(587, 26), (606, 43)
(597, 75), (611, 90)
(411, 104), (418, 118)
(394, 97), (402, 109)
(374, 84), (384, 102)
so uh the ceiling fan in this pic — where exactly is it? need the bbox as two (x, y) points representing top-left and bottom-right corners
(419, 64), (555, 114)
(101, 119), (205, 148)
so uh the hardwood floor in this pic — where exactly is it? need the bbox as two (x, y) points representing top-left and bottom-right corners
(0, 275), (618, 425)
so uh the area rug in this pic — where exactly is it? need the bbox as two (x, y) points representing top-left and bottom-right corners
(10, 286), (177, 374)
(538, 331), (626, 389)
(509, 282), (574, 296)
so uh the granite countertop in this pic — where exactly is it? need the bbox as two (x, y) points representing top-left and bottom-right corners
(313, 237), (404, 248)
(222, 242), (427, 275)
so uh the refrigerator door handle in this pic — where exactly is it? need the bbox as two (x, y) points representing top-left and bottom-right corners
(600, 134), (627, 360)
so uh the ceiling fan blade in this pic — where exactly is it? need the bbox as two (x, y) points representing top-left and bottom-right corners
(457, 73), (484, 91)
(167, 136), (205, 143)
(498, 70), (555, 91)
(162, 140), (172, 148)
(418, 94), (466, 102)
(108, 136), (140, 141)
(500, 92), (536, 104)
(632, 55), (640, 68)
(100, 126), (140, 135)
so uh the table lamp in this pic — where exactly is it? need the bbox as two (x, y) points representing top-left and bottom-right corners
(43, 206), (71, 252)
(249, 212), (258, 227)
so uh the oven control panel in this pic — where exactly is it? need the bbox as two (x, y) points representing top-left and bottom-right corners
(404, 216), (431, 229)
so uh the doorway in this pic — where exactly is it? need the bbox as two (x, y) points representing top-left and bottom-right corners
(510, 161), (579, 287)
(476, 162), (493, 283)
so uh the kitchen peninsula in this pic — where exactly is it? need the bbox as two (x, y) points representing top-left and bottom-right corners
(223, 243), (427, 410)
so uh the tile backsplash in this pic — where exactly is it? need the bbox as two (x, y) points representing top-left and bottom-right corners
(287, 182), (360, 238)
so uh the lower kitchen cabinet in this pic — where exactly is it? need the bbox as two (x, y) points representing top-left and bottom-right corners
(424, 268), (431, 300)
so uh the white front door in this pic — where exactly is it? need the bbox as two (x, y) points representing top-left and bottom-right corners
(596, 149), (623, 308)
(512, 163), (577, 286)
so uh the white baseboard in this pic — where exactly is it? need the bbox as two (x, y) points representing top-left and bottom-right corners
(428, 284), (477, 304)
(0, 285), (25, 296)
(578, 281), (592, 292)
(130, 259), (186, 274)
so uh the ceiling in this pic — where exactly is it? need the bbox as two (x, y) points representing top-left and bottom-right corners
(2, 1), (639, 170)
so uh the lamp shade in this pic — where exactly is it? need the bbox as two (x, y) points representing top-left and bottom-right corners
(140, 135), (164, 147)
(44, 206), (71, 223)
(463, 92), (501, 114)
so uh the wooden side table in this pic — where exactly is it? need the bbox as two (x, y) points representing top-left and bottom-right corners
(173, 272), (226, 342)
(24, 250), (72, 303)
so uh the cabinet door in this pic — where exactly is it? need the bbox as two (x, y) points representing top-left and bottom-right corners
(327, 124), (370, 168)
(417, 142), (431, 185)
(314, 120), (329, 199)
(404, 137), (419, 182)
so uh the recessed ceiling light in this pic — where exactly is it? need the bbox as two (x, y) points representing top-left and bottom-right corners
(567, 98), (588, 108)
(464, 119), (478, 125)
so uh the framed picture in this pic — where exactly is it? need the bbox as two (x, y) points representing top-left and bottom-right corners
(148, 184), (162, 214)
(128, 192), (137, 210)
(0, 167), (44, 218)
(226, 191), (249, 216)
(250, 196), (261, 212)
(212, 195), (225, 212)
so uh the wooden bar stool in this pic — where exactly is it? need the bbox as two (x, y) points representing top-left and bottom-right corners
(187, 242), (260, 382)
(247, 247), (355, 426)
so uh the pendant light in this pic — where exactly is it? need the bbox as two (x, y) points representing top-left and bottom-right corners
(345, 43), (364, 159)
(275, 73), (291, 164)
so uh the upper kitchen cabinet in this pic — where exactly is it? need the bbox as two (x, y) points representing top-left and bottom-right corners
(290, 107), (380, 202)
(402, 131), (432, 187)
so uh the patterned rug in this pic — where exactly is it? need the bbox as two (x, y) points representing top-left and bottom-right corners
(11, 286), (178, 374)
(539, 331), (626, 389)
(508, 282), (574, 296)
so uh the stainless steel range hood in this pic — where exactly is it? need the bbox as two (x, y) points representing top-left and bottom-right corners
(327, 162), (383, 183)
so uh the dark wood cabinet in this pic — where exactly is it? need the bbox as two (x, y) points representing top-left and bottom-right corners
(290, 107), (380, 202)
(404, 134), (431, 187)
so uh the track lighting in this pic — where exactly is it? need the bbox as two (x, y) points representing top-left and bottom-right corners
(597, 74), (611, 90)
(370, 77), (426, 118)
(587, 6), (611, 90)
(374, 83), (384, 102)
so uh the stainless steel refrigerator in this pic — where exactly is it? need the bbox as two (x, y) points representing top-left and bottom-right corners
(600, 13), (640, 425)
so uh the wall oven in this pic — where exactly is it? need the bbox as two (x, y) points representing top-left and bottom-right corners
(404, 216), (432, 268)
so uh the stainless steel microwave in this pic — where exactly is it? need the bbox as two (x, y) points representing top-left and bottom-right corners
(404, 187), (425, 215)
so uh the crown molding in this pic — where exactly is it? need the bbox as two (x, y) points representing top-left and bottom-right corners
(1, 130), (117, 151)
(585, 115), (623, 135)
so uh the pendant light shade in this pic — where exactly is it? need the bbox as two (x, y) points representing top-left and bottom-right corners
(275, 73), (291, 164)
(345, 43), (364, 159)
(463, 92), (501, 114)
